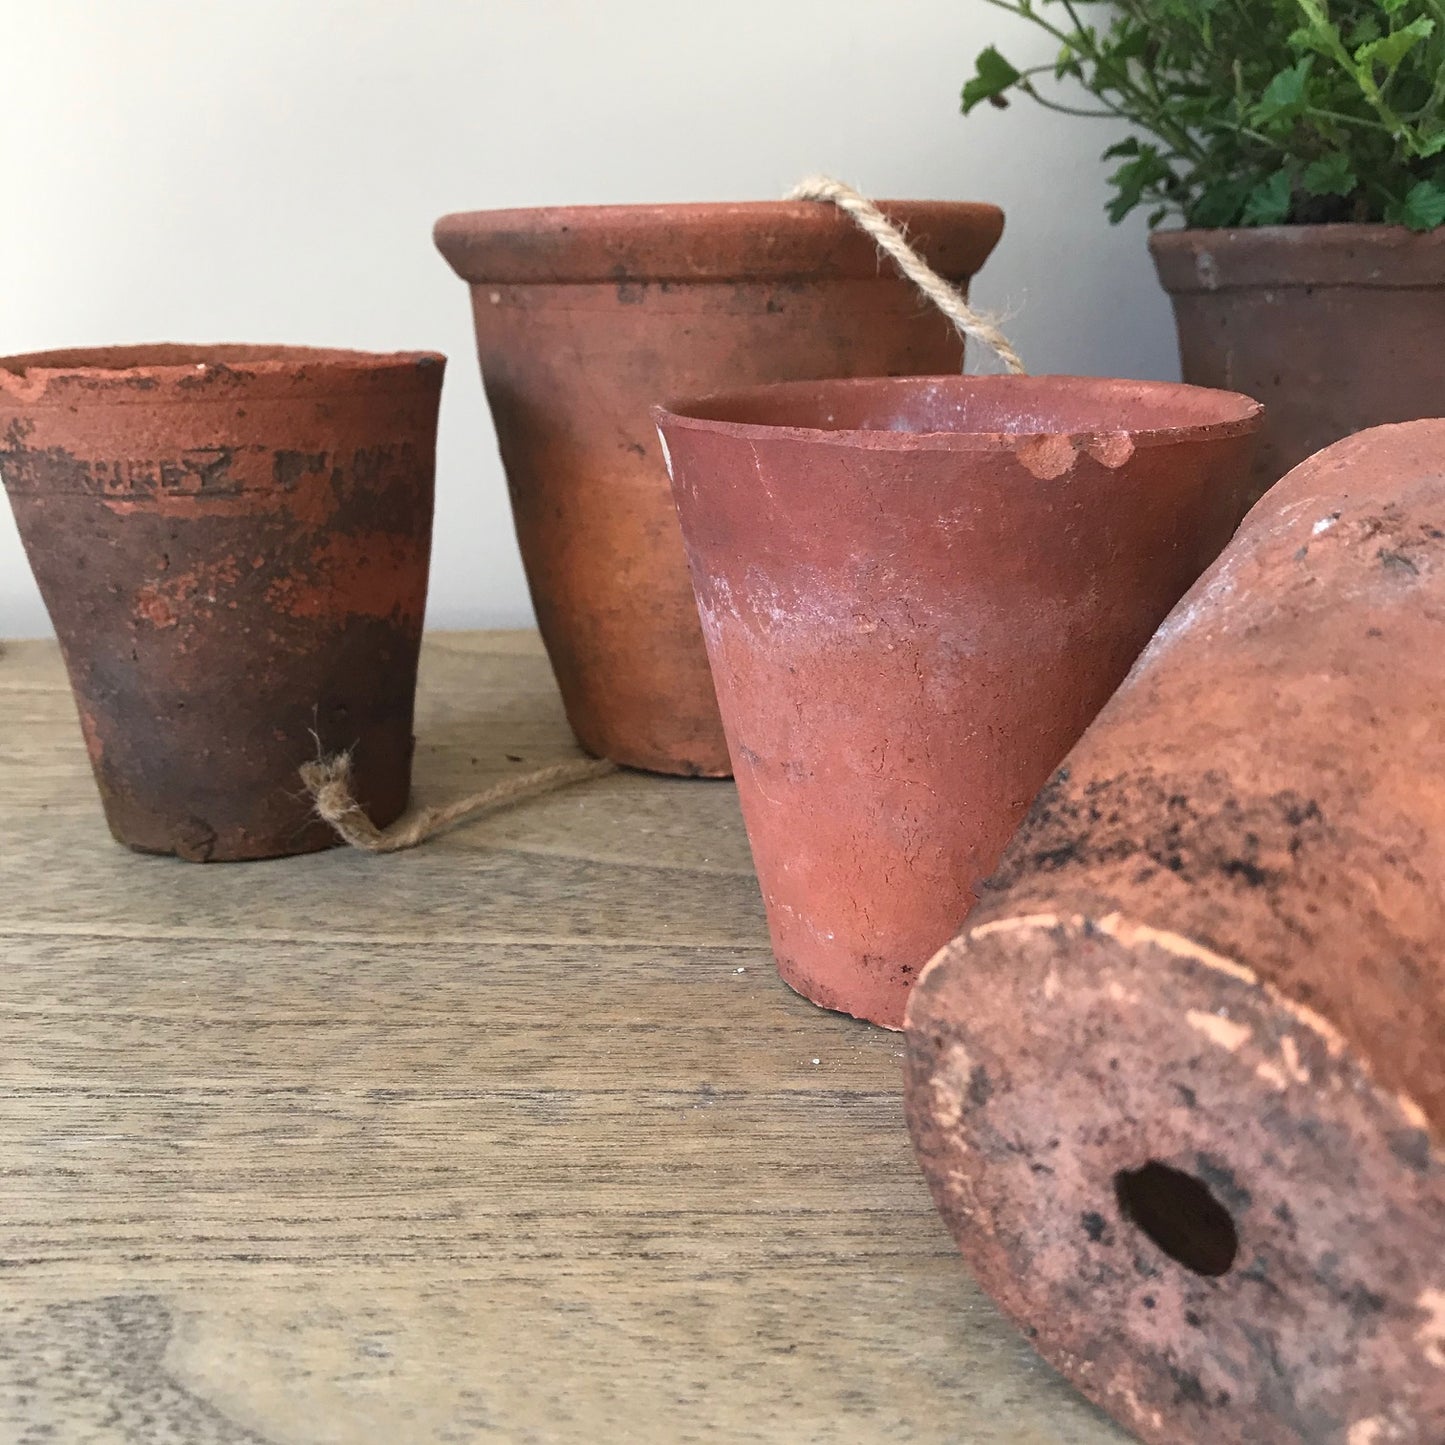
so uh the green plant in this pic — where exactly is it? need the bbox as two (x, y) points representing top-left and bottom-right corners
(963, 0), (1445, 229)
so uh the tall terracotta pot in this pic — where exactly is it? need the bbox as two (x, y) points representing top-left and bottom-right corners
(0, 345), (443, 861)
(434, 200), (1005, 777)
(655, 374), (1262, 1028)
(1152, 224), (1445, 505)
(904, 420), (1445, 1445)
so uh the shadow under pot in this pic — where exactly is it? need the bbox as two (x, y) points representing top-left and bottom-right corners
(433, 199), (1005, 777)
(0, 344), (444, 861)
(655, 375), (1262, 1028)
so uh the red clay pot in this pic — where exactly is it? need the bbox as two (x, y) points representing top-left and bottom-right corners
(905, 420), (1445, 1445)
(656, 375), (1262, 1028)
(0, 345), (443, 861)
(434, 200), (1005, 776)
(1152, 224), (1445, 505)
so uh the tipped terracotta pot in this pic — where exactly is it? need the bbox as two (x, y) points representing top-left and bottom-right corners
(1152, 224), (1445, 506)
(0, 345), (444, 861)
(434, 200), (1005, 776)
(655, 374), (1262, 1028)
(904, 420), (1445, 1445)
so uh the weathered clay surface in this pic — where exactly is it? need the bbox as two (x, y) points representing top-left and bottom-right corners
(0, 345), (443, 861)
(434, 201), (1005, 776)
(1152, 224), (1445, 505)
(905, 421), (1445, 1443)
(657, 374), (1261, 1028)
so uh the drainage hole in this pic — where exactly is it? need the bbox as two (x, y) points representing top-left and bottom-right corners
(1113, 1160), (1239, 1277)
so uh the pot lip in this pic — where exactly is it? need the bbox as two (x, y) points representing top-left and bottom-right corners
(433, 199), (1006, 284)
(0, 345), (447, 406)
(653, 374), (1263, 453)
(1150, 222), (1445, 292)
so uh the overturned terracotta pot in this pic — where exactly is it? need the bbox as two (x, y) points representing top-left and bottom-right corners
(656, 374), (1261, 1027)
(434, 200), (1005, 776)
(0, 345), (443, 861)
(1152, 224), (1445, 506)
(905, 420), (1445, 1443)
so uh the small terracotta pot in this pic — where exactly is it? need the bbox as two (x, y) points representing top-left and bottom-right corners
(434, 200), (1005, 776)
(904, 420), (1445, 1444)
(655, 375), (1262, 1028)
(1152, 224), (1445, 505)
(0, 345), (444, 861)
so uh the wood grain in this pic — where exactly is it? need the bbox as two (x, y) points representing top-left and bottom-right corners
(0, 632), (1126, 1444)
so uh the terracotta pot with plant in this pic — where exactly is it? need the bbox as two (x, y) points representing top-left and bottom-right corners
(965, 0), (1445, 502)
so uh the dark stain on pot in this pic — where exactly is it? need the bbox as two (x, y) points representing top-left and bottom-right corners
(274, 449), (328, 489)
(0, 346), (444, 861)
(1192, 1154), (1251, 1214)
(0, 442), (246, 500)
(988, 767), (1329, 898)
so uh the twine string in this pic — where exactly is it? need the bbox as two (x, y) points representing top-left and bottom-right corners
(787, 175), (1026, 376)
(301, 751), (617, 855)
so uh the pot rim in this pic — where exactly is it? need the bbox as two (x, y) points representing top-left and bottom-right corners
(654, 374), (1263, 453)
(433, 200), (1005, 284)
(0, 344), (445, 383)
(1150, 222), (1445, 292)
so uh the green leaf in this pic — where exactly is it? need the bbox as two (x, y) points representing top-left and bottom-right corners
(1253, 59), (1311, 126)
(1105, 144), (1175, 224)
(1385, 179), (1445, 231)
(1189, 178), (1253, 229)
(1241, 169), (1295, 226)
(1347, 15), (1383, 49)
(962, 46), (1022, 114)
(1302, 152), (1357, 197)
(1054, 43), (1085, 81)
(1111, 24), (1150, 60)
(1356, 17), (1434, 72)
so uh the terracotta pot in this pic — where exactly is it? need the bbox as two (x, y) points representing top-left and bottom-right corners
(0, 345), (443, 861)
(434, 200), (1005, 776)
(1152, 224), (1445, 506)
(655, 374), (1262, 1028)
(905, 420), (1445, 1444)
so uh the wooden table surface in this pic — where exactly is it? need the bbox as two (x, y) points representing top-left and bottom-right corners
(0, 631), (1126, 1445)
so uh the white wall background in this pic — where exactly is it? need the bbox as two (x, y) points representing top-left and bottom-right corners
(0, 0), (1179, 638)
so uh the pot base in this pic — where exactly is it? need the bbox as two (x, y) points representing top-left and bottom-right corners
(906, 908), (1445, 1445)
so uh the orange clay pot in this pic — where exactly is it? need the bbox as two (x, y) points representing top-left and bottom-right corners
(906, 420), (1445, 1444)
(434, 200), (1005, 776)
(656, 374), (1261, 1027)
(0, 345), (443, 861)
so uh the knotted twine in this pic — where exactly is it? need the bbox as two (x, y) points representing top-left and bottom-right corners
(786, 175), (1027, 375)
(303, 178), (1022, 853)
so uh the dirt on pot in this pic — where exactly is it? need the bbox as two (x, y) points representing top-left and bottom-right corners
(0, 344), (443, 861)
(905, 419), (1445, 1444)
